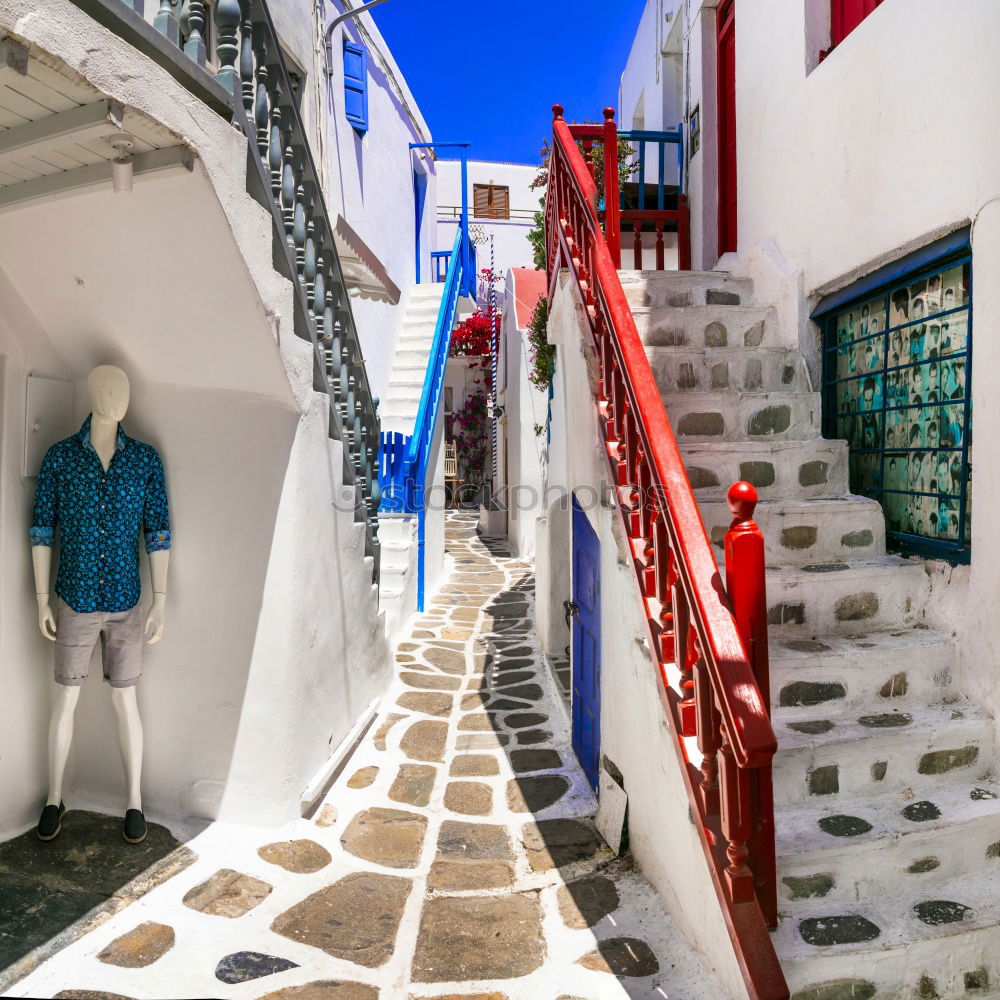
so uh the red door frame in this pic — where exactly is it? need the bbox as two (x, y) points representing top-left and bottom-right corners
(717, 0), (737, 256)
(831, 0), (884, 48)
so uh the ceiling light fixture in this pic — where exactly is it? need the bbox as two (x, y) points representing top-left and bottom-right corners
(109, 136), (135, 194)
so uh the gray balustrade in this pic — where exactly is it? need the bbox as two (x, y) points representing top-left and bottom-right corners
(142, 0), (385, 576)
(68, 0), (383, 578)
(154, 0), (179, 44)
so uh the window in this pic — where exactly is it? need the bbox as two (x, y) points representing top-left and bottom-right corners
(816, 231), (972, 563)
(473, 184), (510, 220)
(280, 45), (306, 111)
(343, 40), (368, 134)
(830, 0), (885, 50)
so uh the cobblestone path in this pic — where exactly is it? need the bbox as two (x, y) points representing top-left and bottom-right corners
(8, 513), (723, 1000)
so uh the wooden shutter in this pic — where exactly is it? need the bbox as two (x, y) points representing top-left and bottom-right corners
(343, 40), (368, 133)
(473, 184), (510, 220)
(831, 0), (884, 48)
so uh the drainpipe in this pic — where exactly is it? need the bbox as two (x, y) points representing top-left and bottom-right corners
(324, 0), (393, 76)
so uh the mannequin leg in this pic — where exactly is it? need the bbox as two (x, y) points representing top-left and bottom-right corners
(110, 688), (143, 812)
(47, 684), (80, 806)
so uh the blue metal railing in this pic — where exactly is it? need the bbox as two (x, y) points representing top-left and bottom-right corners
(379, 144), (477, 609)
(431, 250), (452, 282)
(618, 127), (685, 207)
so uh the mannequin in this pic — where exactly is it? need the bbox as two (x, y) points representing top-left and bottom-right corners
(31, 365), (171, 844)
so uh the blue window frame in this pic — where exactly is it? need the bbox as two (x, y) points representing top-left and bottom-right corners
(814, 229), (973, 564)
(343, 40), (368, 134)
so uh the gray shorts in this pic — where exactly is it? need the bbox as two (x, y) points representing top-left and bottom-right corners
(54, 597), (143, 688)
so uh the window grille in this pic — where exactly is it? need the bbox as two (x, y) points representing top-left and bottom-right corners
(817, 236), (972, 563)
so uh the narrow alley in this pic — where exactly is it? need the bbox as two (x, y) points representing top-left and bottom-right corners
(7, 514), (723, 1000)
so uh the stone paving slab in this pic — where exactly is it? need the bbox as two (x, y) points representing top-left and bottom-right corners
(5, 513), (725, 1000)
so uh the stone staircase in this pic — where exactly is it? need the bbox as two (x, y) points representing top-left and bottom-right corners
(377, 283), (447, 638)
(622, 269), (1000, 999)
(380, 284), (447, 434)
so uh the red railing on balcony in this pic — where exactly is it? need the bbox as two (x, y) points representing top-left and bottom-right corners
(546, 104), (787, 1000)
(564, 109), (691, 271)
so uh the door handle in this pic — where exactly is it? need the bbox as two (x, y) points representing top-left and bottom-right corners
(564, 600), (580, 629)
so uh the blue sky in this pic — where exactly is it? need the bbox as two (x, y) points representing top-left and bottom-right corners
(370, 0), (647, 166)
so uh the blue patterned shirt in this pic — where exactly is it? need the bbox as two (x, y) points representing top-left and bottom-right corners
(30, 415), (171, 613)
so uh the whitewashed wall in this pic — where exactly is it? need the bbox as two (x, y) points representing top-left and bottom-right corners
(497, 270), (550, 559)
(618, 0), (683, 134)
(677, 0), (722, 270)
(306, 1), (438, 406)
(0, 1), (391, 837)
(437, 160), (539, 281)
(718, 0), (1000, 724)
(535, 273), (750, 997)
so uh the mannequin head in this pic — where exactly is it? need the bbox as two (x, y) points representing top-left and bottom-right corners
(87, 366), (130, 423)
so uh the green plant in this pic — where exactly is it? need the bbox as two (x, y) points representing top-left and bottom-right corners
(452, 390), (489, 484)
(534, 423), (545, 437)
(527, 296), (555, 392)
(527, 196), (547, 271)
(531, 132), (638, 200)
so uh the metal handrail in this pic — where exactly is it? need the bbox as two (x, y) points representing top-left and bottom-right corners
(378, 142), (476, 609)
(547, 104), (786, 1000)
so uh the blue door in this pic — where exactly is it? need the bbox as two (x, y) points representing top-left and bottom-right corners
(571, 496), (601, 790)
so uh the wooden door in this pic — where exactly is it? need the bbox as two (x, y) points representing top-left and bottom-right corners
(717, 0), (737, 255)
(571, 497), (601, 791)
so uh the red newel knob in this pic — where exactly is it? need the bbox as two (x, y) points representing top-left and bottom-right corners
(727, 481), (758, 522)
(552, 104), (565, 121)
(603, 107), (616, 122)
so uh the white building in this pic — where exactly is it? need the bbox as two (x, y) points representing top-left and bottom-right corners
(437, 159), (539, 281)
(524, 1), (1000, 996)
(618, 0), (683, 137)
(0, 0), (441, 838)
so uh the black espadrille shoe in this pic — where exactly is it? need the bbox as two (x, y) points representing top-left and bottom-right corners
(122, 808), (147, 844)
(37, 801), (65, 842)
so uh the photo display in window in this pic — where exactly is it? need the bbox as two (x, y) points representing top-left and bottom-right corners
(825, 256), (971, 558)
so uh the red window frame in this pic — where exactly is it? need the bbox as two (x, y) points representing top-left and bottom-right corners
(830, 0), (884, 49)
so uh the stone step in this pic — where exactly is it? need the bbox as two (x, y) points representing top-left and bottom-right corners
(777, 777), (1000, 910)
(409, 285), (446, 299)
(681, 439), (850, 501)
(635, 304), (777, 350)
(618, 269), (753, 309)
(379, 401), (421, 420)
(397, 328), (436, 342)
(384, 374), (425, 391)
(700, 496), (886, 566)
(663, 391), (821, 443)
(770, 627), (958, 715)
(647, 345), (811, 394)
(772, 702), (992, 804)
(765, 556), (927, 637)
(394, 347), (433, 367)
(404, 304), (443, 317)
(773, 870), (1000, 999)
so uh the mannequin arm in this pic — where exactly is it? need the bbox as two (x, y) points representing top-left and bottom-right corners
(145, 549), (169, 645)
(32, 545), (56, 640)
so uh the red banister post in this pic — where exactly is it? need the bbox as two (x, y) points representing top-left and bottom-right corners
(724, 481), (777, 929)
(602, 107), (621, 269)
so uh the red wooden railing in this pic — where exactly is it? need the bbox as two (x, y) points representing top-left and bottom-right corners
(546, 104), (787, 1000)
(566, 109), (691, 271)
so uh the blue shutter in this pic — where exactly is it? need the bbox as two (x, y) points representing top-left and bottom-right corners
(343, 40), (368, 134)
